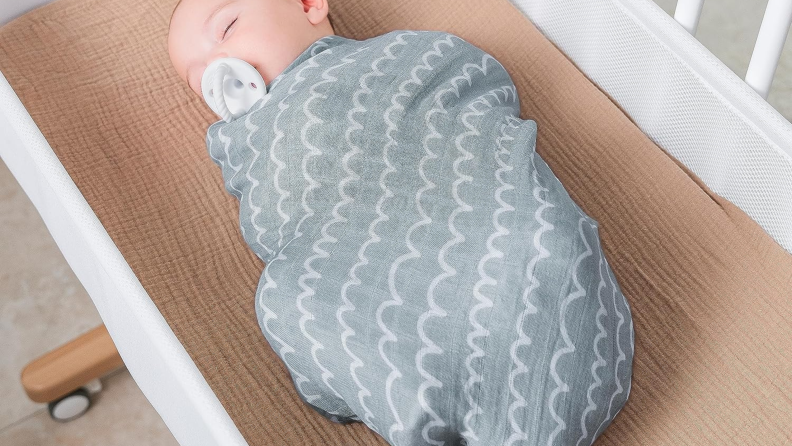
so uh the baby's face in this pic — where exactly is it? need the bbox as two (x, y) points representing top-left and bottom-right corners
(168, 0), (334, 97)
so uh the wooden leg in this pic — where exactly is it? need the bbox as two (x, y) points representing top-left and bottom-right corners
(20, 324), (124, 403)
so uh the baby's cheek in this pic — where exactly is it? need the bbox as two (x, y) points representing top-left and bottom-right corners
(253, 54), (286, 86)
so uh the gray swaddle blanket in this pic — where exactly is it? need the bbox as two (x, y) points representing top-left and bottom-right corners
(205, 30), (634, 446)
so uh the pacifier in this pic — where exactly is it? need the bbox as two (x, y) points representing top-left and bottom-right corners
(201, 57), (267, 123)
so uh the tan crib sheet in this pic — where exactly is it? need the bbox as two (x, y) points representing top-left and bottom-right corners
(1, 0), (791, 444)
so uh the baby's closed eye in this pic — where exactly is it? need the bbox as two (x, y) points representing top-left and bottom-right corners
(216, 16), (237, 42)
(222, 18), (237, 40)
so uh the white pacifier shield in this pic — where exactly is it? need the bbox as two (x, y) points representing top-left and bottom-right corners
(201, 57), (266, 122)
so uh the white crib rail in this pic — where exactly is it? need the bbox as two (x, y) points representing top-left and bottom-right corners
(746, 0), (792, 98)
(674, 0), (792, 99)
(673, 0), (704, 35)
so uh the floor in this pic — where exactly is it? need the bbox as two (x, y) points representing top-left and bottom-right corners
(0, 0), (790, 444)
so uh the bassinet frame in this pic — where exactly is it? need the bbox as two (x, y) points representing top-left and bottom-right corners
(1, 0), (791, 444)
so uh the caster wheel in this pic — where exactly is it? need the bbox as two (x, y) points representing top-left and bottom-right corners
(47, 387), (92, 422)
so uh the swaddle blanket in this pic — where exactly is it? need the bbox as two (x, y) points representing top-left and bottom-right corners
(205, 30), (634, 446)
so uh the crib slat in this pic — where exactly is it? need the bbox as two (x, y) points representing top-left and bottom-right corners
(745, 0), (792, 99)
(674, 0), (705, 35)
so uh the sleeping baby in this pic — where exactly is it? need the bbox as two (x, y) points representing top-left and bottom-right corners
(168, 0), (635, 445)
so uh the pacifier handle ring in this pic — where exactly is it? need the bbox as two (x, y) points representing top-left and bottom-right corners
(201, 57), (266, 122)
(212, 63), (233, 123)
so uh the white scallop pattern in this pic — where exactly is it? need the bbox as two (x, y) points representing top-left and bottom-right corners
(205, 30), (634, 445)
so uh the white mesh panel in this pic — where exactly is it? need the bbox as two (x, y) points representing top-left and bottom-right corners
(508, 0), (792, 255)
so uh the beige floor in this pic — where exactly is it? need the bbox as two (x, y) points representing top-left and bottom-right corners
(0, 0), (790, 444)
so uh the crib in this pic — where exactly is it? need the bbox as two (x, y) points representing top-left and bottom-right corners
(1, 0), (791, 444)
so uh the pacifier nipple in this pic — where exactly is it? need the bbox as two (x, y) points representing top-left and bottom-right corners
(201, 58), (267, 123)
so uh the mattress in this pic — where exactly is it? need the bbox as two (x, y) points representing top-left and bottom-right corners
(0, 0), (790, 445)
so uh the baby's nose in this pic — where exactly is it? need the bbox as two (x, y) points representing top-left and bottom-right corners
(208, 51), (229, 64)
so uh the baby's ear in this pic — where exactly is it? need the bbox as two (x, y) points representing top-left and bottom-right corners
(301, 0), (330, 26)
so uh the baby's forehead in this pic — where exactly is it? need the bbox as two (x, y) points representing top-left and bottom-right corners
(170, 0), (184, 26)
(169, 0), (211, 37)
(170, 0), (211, 28)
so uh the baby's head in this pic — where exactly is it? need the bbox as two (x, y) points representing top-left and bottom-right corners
(168, 0), (334, 97)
